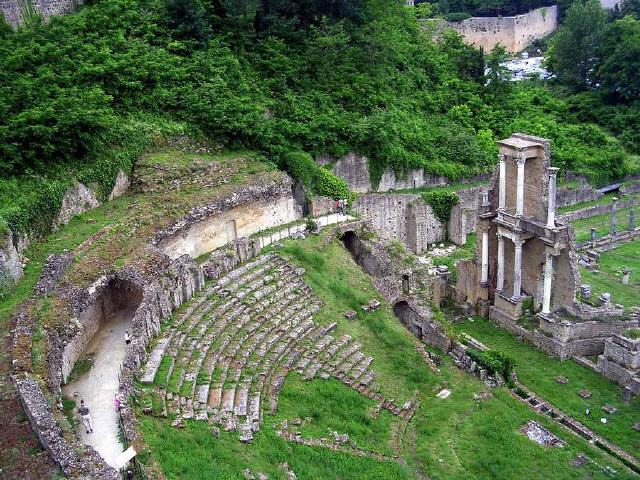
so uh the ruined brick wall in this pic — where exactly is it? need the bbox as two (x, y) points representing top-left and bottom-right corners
(557, 183), (603, 208)
(560, 197), (638, 223)
(446, 6), (558, 53)
(1, 0), (83, 27)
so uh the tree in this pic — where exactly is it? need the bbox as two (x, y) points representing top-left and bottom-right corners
(546, 0), (607, 90)
(166, 0), (212, 45)
(484, 45), (512, 99)
(597, 16), (640, 101)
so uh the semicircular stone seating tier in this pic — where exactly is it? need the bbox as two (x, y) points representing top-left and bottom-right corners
(141, 253), (414, 442)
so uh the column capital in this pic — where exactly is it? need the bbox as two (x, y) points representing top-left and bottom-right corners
(513, 238), (525, 248)
(547, 167), (559, 176)
(515, 152), (527, 166)
(612, 197), (619, 203)
(496, 231), (504, 239)
(498, 153), (507, 163)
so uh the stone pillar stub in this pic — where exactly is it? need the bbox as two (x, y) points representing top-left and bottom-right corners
(515, 154), (526, 217)
(498, 154), (506, 211)
(611, 197), (618, 236)
(496, 232), (505, 292)
(542, 250), (554, 314)
(512, 238), (525, 300)
(481, 230), (489, 286)
(546, 167), (559, 228)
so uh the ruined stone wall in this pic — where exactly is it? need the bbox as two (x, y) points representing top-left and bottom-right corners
(557, 183), (603, 208)
(155, 176), (302, 260)
(560, 197), (638, 223)
(160, 196), (301, 259)
(352, 194), (445, 253)
(1, 0), (82, 27)
(0, 229), (23, 289)
(446, 6), (558, 53)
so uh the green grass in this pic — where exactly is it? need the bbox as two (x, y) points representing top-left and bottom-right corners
(66, 353), (95, 384)
(579, 240), (640, 308)
(140, 236), (638, 479)
(570, 204), (640, 243)
(454, 316), (640, 456)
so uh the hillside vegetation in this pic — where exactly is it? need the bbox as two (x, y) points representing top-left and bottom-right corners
(0, 0), (637, 241)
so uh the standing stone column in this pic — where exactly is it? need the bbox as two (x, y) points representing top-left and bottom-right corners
(542, 251), (554, 314)
(546, 167), (559, 228)
(622, 268), (630, 285)
(591, 228), (597, 248)
(512, 238), (524, 300)
(629, 210), (635, 231)
(611, 197), (618, 236)
(496, 232), (505, 292)
(515, 154), (526, 217)
(481, 229), (489, 286)
(499, 154), (506, 211)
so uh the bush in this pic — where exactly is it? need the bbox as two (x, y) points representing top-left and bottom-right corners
(467, 348), (516, 386)
(422, 191), (460, 223)
(278, 151), (349, 200)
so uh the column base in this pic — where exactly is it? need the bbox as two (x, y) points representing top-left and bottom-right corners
(480, 281), (489, 288)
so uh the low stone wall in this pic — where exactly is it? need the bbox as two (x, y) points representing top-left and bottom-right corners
(445, 6), (558, 53)
(12, 375), (119, 479)
(559, 197), (638, 223)
(575, 228), (640, 251)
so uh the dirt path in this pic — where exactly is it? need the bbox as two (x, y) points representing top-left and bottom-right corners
(63, 307), (135, 469)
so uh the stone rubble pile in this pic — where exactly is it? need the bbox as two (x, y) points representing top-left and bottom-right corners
(141, 253), (410, 441)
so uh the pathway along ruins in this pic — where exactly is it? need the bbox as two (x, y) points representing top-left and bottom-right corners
(62, 307), (133, 468)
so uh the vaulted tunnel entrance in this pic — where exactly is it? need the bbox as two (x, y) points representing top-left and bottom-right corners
(393, 300), (423, 339)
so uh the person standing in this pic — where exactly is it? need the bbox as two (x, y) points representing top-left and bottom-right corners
(124, 330), (131, 345)
(77, 399), (93, 434)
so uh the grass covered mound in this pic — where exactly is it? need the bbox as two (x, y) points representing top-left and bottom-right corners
(137, 235), (636, 479)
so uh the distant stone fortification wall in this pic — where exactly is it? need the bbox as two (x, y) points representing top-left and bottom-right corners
(1, 0), (82, 27)
(447, 5), (558, 53)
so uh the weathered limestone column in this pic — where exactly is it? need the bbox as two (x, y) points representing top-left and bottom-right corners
(515, 154), (526, 217)
(591, 227), (597, 248)
(496, 232), (505, 292)
(611, 197), (618, 235)
(481, 229), (489, 286)
(512, 238), (524, 300)
(629, 210), (635, 231)
(498, 154), (506, 210)
(542, 251), (554, 314)
(546, 167), (559, 228)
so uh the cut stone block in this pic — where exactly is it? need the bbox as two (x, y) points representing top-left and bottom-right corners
(577, 389), (592, 399)
(555, 376), (569, 385)
(343, 310), (357, 320)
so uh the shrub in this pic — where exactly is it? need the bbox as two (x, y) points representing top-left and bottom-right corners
(278, 151), (349, 200)
(422, 191), (460, 224)
(467, 348), (516, 386)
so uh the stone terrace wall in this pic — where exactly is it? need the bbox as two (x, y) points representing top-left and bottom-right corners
(559, 197), (638, 223)
(1, 0), (82, 27)
(155, 175), (302, 259)
(557, 182), (603, 208)
(446, 6), (558, 53)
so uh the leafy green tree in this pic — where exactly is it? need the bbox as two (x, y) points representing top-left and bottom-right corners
(484, 45), (512, 99)
(546, 0), (607, 90)
(166, 0), (212, 44)
(597, 16), (640, 101)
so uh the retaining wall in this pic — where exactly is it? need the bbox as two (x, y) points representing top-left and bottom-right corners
(446, 5), (558, 53)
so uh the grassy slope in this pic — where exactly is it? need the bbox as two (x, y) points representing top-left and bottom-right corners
(140, 235), (636, 479)
(454, 316), (640, 456)
(579, 240), (640, 308)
